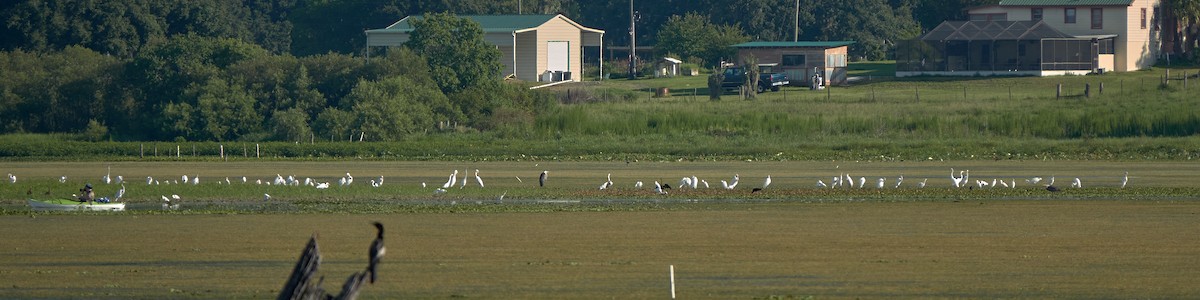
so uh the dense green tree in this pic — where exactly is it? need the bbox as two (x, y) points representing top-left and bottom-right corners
(656, 13), (750, 67)
(313, 108), (355, 142)
(194, 78), (262, 141)
(271, 108), (312, 142)
(1167, 0), (1200, 57)
(126, 34), (268, 139)
(342, 76), (462, 141)
(404, 12), (503, 94)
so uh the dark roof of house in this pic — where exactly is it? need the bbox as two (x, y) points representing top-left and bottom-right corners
(999, 0), (1133, 6)
(919, 20), (1076, 41)
(731, 41), (855, 48)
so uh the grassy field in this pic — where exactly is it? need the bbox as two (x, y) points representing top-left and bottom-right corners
(3, 201), (1199, 299)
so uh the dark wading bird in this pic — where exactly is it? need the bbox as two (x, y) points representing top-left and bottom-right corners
(538, 171), (548, 187)
(279, 222), (386, 300)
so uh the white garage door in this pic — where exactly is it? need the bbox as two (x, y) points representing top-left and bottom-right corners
(547, 41), (569, 72)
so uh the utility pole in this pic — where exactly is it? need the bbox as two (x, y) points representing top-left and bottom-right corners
(628, 0), (637, 80)
(794, 0), (800, 42)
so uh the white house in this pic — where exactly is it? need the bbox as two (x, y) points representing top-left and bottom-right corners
(366, 14), (604, 82)
(967, 0), (1162, 72)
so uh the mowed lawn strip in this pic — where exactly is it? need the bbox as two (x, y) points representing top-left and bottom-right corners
(2, 201), (1199, 298)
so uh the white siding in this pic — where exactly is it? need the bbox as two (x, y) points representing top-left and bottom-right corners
(534, 17), (584, 81)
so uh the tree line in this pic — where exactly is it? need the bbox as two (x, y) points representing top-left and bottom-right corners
(0, 13), (551, 142)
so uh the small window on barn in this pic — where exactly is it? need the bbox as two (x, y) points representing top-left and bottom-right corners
(1031, 8), (1043, 21)
(782, 55), (806, 66)
(1140, 8), (1147, 29)
(1065, 8), (1076, 24)
(1091, 8), (1103, 29)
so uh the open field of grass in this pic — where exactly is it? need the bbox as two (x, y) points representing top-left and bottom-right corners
(2, 201), (1199, 298)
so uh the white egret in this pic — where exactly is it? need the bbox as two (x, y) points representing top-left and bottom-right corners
(191, 176), (199, 185)
(441, 172), (455, 189)
(315, 182), (330, 189)
(1121, 172), (1129, 188)
(434, 188), (447, 195)
(918, 178), (928, 188)
(700, 180), (710, 188)
(339, 177), (348, 186)
(950, 168), (963, 188)
(762, 175), (772, 189)
(690, 176), (699, 189)
(1047, 176), (1055, 186)
(8, 173), (15, 184)
(182, 175), (189, 184)
(894, 175), (904, 188)
(114, 184), (126, 201)
(345, 173), (354, 186)
(816, 180), (827, 188)
(421, 182), (427, 188)
(1071, 177), (1082, 188)
(998, 180), (1009, 188)
(876, 177), (885, 189)
(634, 181), (644, 189)
(60, 176), (68, 183)
(224, 177), (231, 185)
(679, 177), (692, 190)
(241, 176), (248, 184)
(103, 167), (111, 184)
(474, 170), (484, 188)
(115, 175), (123, 184)
(264, 193), (272, 201)
(858, 177), (866, 188)
(653, 181), (667, 194)
(1027, 177), (1043, 185)
(459, 169), (468, 189)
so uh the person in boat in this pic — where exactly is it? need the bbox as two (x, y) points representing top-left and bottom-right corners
(79, 184), (95, 204)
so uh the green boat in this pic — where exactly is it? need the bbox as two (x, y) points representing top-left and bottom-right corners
(27, 198), (126, 212)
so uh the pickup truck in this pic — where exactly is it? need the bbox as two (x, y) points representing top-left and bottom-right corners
(720, 67), (789, 93)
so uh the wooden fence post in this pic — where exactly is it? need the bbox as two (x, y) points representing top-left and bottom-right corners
(1085, 83), (1090, 98)
(1056, 84), (1062, 99)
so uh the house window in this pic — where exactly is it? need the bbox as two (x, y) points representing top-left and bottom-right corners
(1031, 8), (1043, 21)
(782, 54), (806, 66)
(1141, 8), (1147, 29)
(1064, 8), (1076, 24)
(1091, 8), (1103, 29)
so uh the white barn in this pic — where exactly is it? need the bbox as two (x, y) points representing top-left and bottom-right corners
(366, 14), (604, 82)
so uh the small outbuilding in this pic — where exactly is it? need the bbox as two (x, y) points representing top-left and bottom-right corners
(655, 57), (682, 77)
(366, 14), (604, 82)
(731, 41), (854, 86)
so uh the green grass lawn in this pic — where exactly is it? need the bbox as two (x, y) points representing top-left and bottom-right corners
(3, 201), (1199, 298)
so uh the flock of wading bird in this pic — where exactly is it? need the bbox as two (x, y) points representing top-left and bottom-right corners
(9, 165), (1134, 208)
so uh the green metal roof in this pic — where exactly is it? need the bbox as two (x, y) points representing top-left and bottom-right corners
(367, 14), (561, 34)
(999, 0), (1133, 6)
(731, 41), (855, 48)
